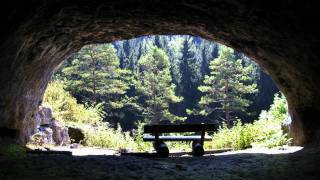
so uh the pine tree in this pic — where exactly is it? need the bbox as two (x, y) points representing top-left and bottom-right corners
(61, 44), (133, 113)
(135, 46), (186, 124)
(194, 45), (257, 126)
(178, 38), (201, 115)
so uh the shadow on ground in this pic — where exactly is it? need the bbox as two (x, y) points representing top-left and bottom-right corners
(1, 146), (320, 180)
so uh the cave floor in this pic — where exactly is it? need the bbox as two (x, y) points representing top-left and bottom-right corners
(1, 146), (320, 180)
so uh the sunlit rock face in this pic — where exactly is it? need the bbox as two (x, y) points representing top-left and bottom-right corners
(0, 0), (319, 145)
(29, 106), (70, 145)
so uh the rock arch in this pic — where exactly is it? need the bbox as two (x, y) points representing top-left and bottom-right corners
(0, 0), (319, 145)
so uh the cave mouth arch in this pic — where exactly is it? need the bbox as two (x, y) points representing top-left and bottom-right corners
(56, 34), (279, 132)
(0, 1), (319, 146)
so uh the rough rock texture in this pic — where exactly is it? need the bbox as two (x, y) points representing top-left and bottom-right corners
(37, 106), (53, 125)
(29, 106), (70, 145)
(51, 120), (70, 145)
(35, 126), (54, 145)
(0, 0), (319, 145)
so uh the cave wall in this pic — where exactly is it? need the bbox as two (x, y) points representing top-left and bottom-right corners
(0, 0), (319, 145)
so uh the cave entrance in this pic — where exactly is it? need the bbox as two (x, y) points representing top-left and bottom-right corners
(28, 34), (292, 154)
(1, 1), (320, 179)
(1, 0), (319, 157)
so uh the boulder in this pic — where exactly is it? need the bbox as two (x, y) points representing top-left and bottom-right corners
(35, 126), (54, 145)
(51, 120), (70, 145)
(38, 106), (53, 125)
(28, 106), (71, 146)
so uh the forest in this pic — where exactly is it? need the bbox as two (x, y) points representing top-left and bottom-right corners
(42, 35), (289, 151)
(54, 35), (278, 130)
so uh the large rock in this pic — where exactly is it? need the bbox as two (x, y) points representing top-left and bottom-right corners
(34, 126), (54, 145)
(38, 106), (53, 125)
(24, 105), (51, 141)
(27, 106), (70, 146)
(51, 120), (70, 145)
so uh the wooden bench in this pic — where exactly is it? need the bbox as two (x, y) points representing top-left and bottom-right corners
(143, 123), (217, 157)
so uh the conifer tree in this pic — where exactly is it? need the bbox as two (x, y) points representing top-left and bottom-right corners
(61, 44), (133, 113)
(178, 38), (201, 115)
(135, 46), (186, 124)
(193, 45), (257, 125)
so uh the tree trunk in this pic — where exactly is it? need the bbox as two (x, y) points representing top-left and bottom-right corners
(225, 78), (230, 126)
(89, 49), (97, 104)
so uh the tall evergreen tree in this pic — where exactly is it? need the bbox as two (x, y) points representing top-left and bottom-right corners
(178, 38), (201, 115)
(135, 47), (186, 124)
(60, 44), (133, 115)
(192, 45), (257, 125)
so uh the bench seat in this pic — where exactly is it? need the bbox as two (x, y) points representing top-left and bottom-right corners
(143, 135), (212, 141)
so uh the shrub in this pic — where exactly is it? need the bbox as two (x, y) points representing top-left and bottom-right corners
(205, 93), (291, 150)
(43, 80), (104, 125)
(43, 81), (136, 151)
(81, 123), (136, 151)
(133, 121), (153, 152)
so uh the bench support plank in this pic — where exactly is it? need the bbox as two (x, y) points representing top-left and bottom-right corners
(143, 135), (212, 141)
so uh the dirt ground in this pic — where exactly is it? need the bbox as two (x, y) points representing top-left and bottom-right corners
(1, 146), (320, 180)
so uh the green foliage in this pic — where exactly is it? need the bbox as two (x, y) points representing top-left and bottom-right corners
(192, 45), (257, 125)
(135, 46), (186, 124)
(250, 93), (291, 148)
(205, 93), (291, 150)
(43, 80), (104, 125)
(80, 123), (136, 150)
(46, 35), (281, 151)
(43, 81), (138, 150)
(133, 121), (154, 152)
(57, 44), (135, 121)
(205, 120), (252, 150)
(54, 35), (275, 130)
(112, 35), (278, 128)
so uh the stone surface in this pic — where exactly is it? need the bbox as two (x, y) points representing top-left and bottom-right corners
(51, 120), (70, 145)
(28, 106), (70, 145)
(0, 0), (319, 145)
(38, 106), (53, 125)
(34, 126), (54, 145)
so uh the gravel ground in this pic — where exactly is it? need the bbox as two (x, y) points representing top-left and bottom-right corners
(1, 146), (320, 180)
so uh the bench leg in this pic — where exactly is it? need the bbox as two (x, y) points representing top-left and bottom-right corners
(192, 142), (204, 156)
(153, 141), (169, 157)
